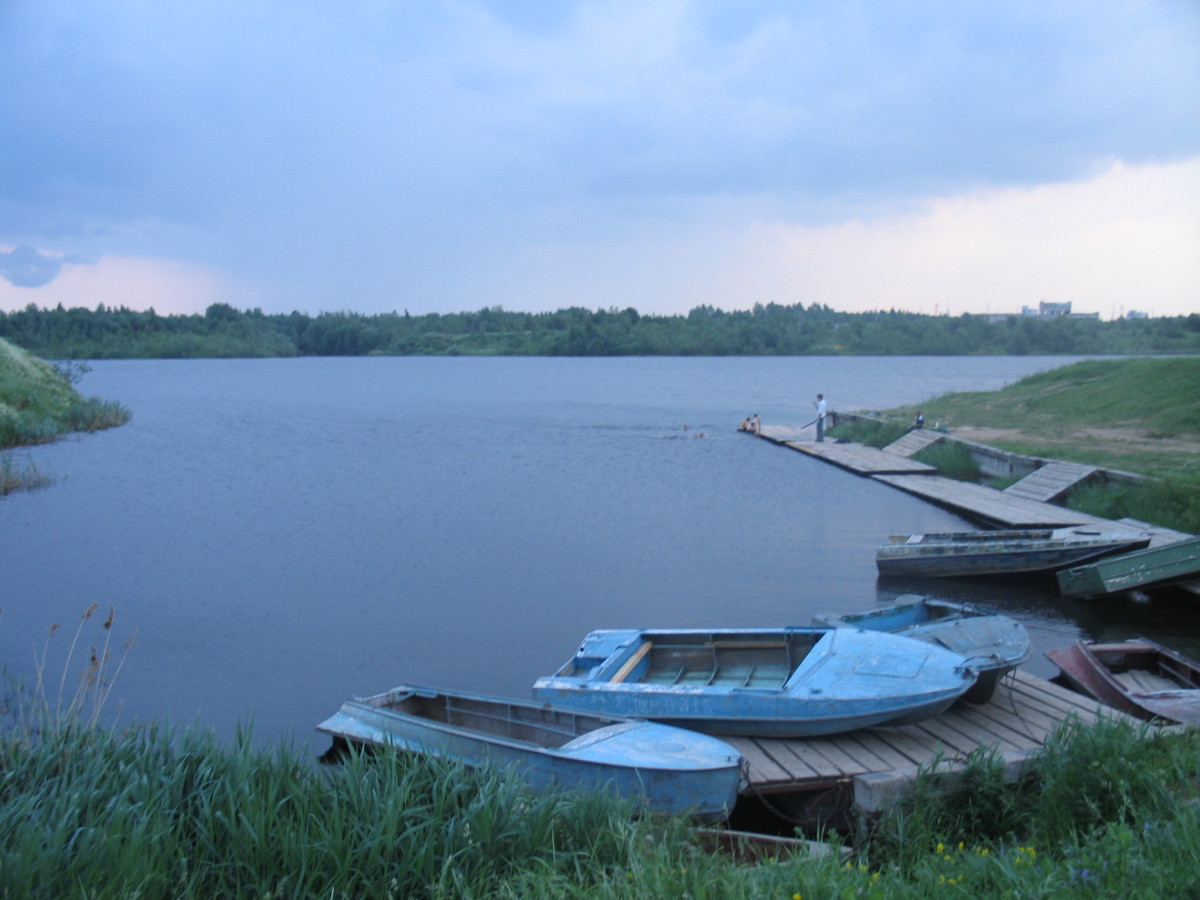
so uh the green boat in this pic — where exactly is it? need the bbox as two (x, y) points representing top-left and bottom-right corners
(1056, 536), (1200, 599)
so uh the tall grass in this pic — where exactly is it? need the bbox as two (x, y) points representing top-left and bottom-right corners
(0, 453), (51, 494)
(0, 337), (132, 451)
(5, 610), (1199, 897)
(826, 418), (910, 448)
(911, 440), (981, 482)
(866, 717), (1200, 896)
(1067, 477), (1200, 535)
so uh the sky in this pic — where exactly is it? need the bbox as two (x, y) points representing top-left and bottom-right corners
(1, 1), (1198, 320)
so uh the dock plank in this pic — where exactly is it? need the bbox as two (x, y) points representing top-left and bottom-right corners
(1004, 461), (1098, 502)
(872, 474), (1109, 528)
(883, 429), (944, 458)
(727, 671), (1140, 799)
(786, 442), (936, 475)
(736, 741), (796, 784)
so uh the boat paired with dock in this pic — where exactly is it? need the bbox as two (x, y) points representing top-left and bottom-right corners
(1045, 639), (1200, 725)
(875, 527), (1149, 579)
(1056, 536), (1200, 599)
(317, 684), (746, 822)
(812, 596), (1031, 704)
(530, 626), (978, 737)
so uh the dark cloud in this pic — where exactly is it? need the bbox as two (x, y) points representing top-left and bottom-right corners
(0, 246), (90, 288)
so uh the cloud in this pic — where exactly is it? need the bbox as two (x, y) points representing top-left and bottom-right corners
(0, 246), (91, 288)
(0, 254), (263, 315)
(0, 1), (1197, 316)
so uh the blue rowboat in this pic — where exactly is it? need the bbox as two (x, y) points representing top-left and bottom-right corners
(812, 596), (1032, 704)
(531, 627), (977, 738)
(316, 684), (745, 822)
(876, 527), (1149, 578)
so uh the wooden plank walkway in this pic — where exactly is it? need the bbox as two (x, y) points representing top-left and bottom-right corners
(726, 670), (1137, 804)
(872, 474), (1117, 529)
(774, 440), (936, 476)
(882, 429), (945, 458)
(1004, 461), (1098, 503)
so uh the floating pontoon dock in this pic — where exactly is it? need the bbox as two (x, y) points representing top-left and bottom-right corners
(727, 669), (1136, 824)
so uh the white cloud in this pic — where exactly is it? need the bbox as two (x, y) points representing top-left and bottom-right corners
(0, 1), (1197, 317)
(0, 254), (264, 316)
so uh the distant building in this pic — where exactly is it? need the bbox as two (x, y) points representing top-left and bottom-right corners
(1126, 310), (1149, 320)
(1018, 300), (1099, 320)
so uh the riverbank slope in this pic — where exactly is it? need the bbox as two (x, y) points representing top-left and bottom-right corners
(0, 336), (131, 492)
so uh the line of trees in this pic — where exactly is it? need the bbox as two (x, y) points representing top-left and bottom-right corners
(2, 300), (1198, 358)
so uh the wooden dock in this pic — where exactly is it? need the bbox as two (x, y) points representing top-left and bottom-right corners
(727, 670), (1138, 820)
(882, 429), (945, 457)
(757, 426), (936, 476)
(731, 422), (1195, 825)
(872, 473), (1116, 529)
(1004, 461), (1098, 503)
(753, 424), (1141, 531)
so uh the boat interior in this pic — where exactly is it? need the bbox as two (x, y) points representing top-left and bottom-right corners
(1093, 646), (1200, 693)
(612, 632), (824, 689)
(377, 691), (610, 748)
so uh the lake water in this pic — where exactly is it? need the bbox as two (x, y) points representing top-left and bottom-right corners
(3, 355), (1198, 754)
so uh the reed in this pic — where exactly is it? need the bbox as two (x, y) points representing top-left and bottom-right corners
(1066, 476), (1200, 535)
(0, 453), (51, 494)
(911, 440), (981, 482)
(826, 418), (910, 448)
(1, 714), (1197, 898)
(5, 613), (1198, 897)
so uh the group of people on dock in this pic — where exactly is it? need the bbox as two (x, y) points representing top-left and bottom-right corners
(739, 393), (828, 441)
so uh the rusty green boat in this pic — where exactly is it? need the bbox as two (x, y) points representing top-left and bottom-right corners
(1056, 536), (1200, 599)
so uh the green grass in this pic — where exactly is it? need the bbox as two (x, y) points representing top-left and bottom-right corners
(882, 357), (1200, 481)
(0, 337), (131, 490)
(5, 609), (1199, 899)
(3, 710), (1196, 899)
(911, 440), (981, 482)
(894, 357), (1200, 440)
(873, 357), (1200, 532)
(826, 418), (910, 448)
(0, 337), (132, 451)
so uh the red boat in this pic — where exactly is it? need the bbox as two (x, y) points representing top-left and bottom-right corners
(1045, 639), (1200, 725)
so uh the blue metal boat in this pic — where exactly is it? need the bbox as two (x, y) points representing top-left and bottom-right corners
(812, 596), (1032, 704)
(531, 627), (977, 737)
(316, 684), (745, 822)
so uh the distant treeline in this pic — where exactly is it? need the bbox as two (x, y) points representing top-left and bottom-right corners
(2, 301), (1199, 358)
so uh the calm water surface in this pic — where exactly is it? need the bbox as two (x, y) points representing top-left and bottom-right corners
(3, 356), (1197, 753)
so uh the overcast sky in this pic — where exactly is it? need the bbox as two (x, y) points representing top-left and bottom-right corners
(2, 1), (1197, 319)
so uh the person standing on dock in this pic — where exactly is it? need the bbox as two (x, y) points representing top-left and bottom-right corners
(814, 394), (826, 442)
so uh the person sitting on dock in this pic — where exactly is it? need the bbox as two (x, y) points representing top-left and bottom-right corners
(913, 411), (925, 430)
(739, 417), (752, 432)
(750, 414), (761, 434)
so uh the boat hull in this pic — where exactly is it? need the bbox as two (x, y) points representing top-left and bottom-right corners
(532, 627), (977, 737)
(317, 685), (745, 822)
(1045, 639), (1200, 725)
(877, 528), (1149, 578)
(812, 596), (1031, 704)
(1056, 536), (1200, 599)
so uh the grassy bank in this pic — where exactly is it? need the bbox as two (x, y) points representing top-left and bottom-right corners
(0, 337), (131, 492)
(2, 708), (1196, 898)
(3, 608), (1197, 898)
(833, 357), (1200, 533)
